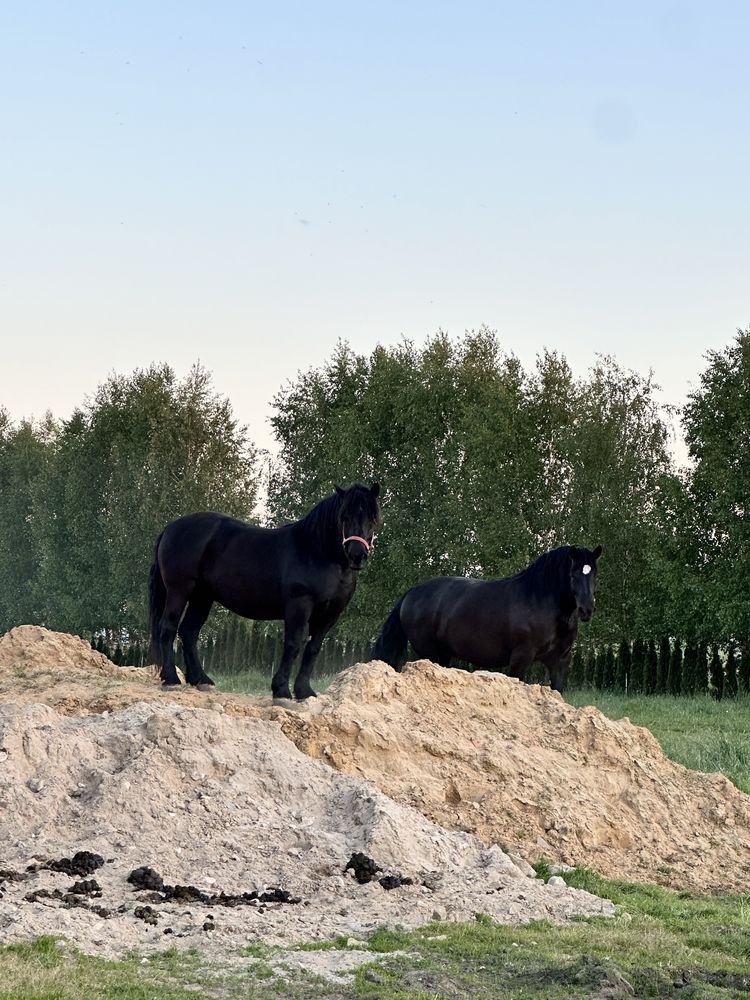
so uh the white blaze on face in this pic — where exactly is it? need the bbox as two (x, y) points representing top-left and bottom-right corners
(582, 564), (592, 575)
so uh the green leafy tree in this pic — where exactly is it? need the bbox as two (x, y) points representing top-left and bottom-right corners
(0, 411), (57, 630)
(616, 638), (630, 692)
(31, 364), (259, 635)
(681, 641), (697, 696)
(644, 639), (658, 694)
(601, 645), (616, 689)
(696, 642), (710, 694)
(593, 646), (605, 689)
(682, 330), (750, 644)
(739, 640), (750, 694)
(584, 648), (596, 688)
(568, 648), (585, 688)
(562, 358), (674, 641)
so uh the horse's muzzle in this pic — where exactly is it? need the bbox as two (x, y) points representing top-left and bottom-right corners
(579, 607), (594, 622)
(343, 534), (373, 569)
(345, 542), (370, 569)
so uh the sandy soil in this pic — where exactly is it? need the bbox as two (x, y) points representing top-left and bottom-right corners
(1, 621), (748, 955)
(279, 660), (750, 892)
(0, 696), (611, 959)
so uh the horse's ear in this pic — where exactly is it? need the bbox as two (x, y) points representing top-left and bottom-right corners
(592, 544), (603, 560)
(370, 481), (380, 498)
(568, 545), (579, 560)
(335, 485), (345, 497)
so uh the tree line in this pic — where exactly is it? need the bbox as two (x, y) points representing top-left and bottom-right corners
(566, 636), (748, 698)
(1, 328), (749, 689)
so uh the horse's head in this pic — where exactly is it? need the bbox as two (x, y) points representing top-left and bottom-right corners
(335, 482), (381, 570)
(568, 544), (602, 621)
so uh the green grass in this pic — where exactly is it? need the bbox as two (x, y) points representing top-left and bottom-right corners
(213, 670), (336, 697)
(3, 874), (750, 998)
(568, 689), (750, 793)
(0, 938), (224, 999)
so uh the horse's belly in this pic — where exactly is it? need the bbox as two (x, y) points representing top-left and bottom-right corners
(220, 598), (285, 621)
(443, 620), (512, 669)
(212, 583), (285, 621)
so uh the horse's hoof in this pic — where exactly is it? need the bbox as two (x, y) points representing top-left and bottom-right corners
(162, 682), (181, 690)
(294, 688), (317, 701)
(272, 689), (293, 701)
(196, 683), (215, 692)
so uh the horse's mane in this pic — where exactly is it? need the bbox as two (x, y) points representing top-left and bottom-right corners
(294, 493), (342, 558)
(294, 484), (378, 560)
(513, 545), (574, 599)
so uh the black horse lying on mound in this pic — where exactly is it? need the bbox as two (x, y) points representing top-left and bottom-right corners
(149, 482), (381, 699)
(373, 544), (602, 693)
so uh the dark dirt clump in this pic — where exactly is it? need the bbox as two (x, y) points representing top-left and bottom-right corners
(344, 853), (381, 884)
(134, 905), (159, 926)
(68, 879), (102, 897)
(0, 869), (31, 897)
(24, 887), (111, 918)
(126, 867), (301, 908)
(378, 874), (414, 890)
(47, 851), (105, 877)
(0, 869), (31, 882)
(344, 853), (413, 890)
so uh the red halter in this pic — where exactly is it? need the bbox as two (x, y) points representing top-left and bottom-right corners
(342, 533), (374, 555)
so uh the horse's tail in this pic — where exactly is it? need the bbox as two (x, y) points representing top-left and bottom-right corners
(372, 594), (408, 670)
(148, 533), (166, 666)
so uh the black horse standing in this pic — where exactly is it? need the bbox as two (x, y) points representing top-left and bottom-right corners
(149, 482), (380, 699)
(373, 544), (602, 693)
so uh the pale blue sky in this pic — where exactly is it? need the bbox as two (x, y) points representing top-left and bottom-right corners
(1, 1), (748, 453)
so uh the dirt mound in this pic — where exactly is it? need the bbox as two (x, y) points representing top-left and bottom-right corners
(0, 625), (266, 718)
(0, 626), (141, 677)
(278, 660), (750, 892)
(0, 701), (611, 958)
(2, 627), (748, 895)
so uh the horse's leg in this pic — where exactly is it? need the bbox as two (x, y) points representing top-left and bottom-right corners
(293, 611), (339, 700)
(178, 592), (215, 687)
(507, 645), (534, 684)
(159, 587), (191, 686)
(412, 640), (453, 668)
(272, 599), (312, 700)
(546, 651), (571, 694)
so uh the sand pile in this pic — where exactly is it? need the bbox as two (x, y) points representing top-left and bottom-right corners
(0, 626), (140, 677)
(2, 627), (748, 896)
(0, 700), (611, 958)
(0, 625), (250, 717)
(278, 660), (750, 892)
